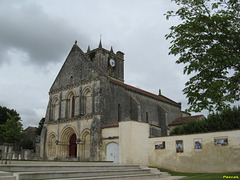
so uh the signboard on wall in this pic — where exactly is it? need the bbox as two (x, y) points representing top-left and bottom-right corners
(194, 138), (203, 152)
(214, 136), (228, 146)
(176, 140), (184, 153)
(155, 141), (165, 150)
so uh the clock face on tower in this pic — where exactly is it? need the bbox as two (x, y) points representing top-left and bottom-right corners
(109, 59), (116, 67)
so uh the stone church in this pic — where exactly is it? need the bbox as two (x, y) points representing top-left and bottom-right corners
(40, 41), (185, 161)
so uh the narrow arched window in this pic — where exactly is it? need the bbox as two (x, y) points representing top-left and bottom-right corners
(118, 104), (121, 122)
(146, 112), (149, 123)
(52, 98), (59, 121)
(83, 88), (92, 115)
(71, 96), (75, 117)
(70, 76), (73, 84)
(67, 92), (75, 118)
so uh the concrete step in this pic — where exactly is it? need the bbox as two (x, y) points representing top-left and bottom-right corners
(52, 173), (165, 180)
(13, 169), (152, 180)
(0, 171), (12, 176)
(0, 164), (139, 172)
(160, 172), (171, 178)
(1, 162), (170, 180)
(0, 171), (16, 180)
(0, 176), (16, 180)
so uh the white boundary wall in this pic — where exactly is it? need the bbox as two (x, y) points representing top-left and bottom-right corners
(118, 121), (240, 173)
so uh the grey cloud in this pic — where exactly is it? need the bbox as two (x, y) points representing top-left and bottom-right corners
(17, 107), (39, 128)
(0, 1), (89, 66)
(18, 107), (37, 117)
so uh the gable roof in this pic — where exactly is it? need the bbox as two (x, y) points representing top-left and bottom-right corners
(50, 43), (101, 92)
(169, 115), (205, 126)
(109, 78), (181, 107)
(25, 126), (37, 131)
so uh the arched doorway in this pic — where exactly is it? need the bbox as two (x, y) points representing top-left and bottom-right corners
(106, 142), (119, 164)
(69, 134), (77, 157)
(59, 126), (78, 158)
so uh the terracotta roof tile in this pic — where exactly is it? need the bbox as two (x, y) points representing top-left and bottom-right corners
(103, 122), (119, 128)
(169, 115), (205, 126)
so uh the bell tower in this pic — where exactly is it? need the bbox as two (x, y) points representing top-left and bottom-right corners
(85, 40), (124, 82)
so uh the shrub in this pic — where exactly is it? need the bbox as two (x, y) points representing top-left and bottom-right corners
(20, 139), (34, 149)
(170, 106), (240, 135)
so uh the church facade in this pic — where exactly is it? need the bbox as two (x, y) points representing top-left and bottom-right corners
(40, 41), (184, 161)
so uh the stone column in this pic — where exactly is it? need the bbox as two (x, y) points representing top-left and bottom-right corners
(63, 143), (69, 158)
(79, 142), (84, 161)
(56, 140), (59, 159)
(76, 142), (81, 160)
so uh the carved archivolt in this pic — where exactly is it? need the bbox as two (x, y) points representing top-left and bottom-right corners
(59, 125), (78, 144)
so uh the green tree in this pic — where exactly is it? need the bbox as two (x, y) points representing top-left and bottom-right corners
(165, 0), (240, 112)
(0, 113), (23, 143)
(0, 106), (20, 125)
(0, 112), (23, 164)
(20, 139), (34, 150)
(35, 117), (45, 136)
(0, 106), (22, 143)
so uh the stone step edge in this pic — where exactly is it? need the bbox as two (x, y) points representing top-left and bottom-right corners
(9, 168), (141, 173)
(0, 176), (16, 180)
(47, 173), (164, 180)
(0, 165), (140, 172)
(0, 164), (140, 167)
(0, 171), (13, 176)
(13, 169), (152, 179)
(13, 168), (149, 175)
(0, 166), (140, 172)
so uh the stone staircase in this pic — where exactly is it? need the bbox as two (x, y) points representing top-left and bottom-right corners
(0, 163), (170, 180)
(0, 171), (16, 180)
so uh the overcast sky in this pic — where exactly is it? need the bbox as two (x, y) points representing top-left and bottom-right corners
(0, 0), (207, 128)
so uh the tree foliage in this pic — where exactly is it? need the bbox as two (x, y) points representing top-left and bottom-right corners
(0, 112), (23, 144)
(20, 139), (34, 149)
(0, 107), (23, 164)
(170, 106), (240, 135)
(0, 106), (20, 125)
(165, 0), (240, 112)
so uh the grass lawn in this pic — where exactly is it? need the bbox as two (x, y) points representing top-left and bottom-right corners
(153, 167), (240, 180)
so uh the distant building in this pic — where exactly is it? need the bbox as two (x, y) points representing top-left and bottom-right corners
(40, 41), (188, 161)
(168, 115), (205, 133)
(22, 126), (37, 144)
